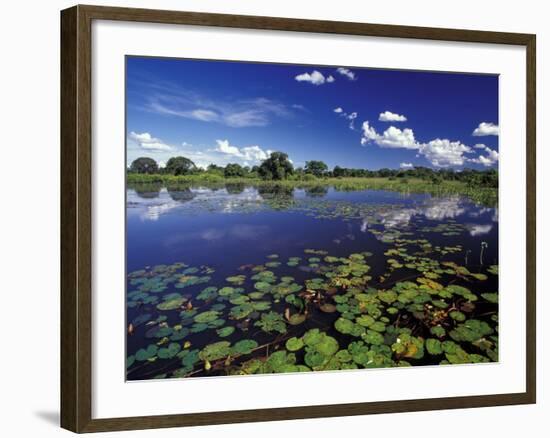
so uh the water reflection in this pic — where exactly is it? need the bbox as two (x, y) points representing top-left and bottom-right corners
(127, 184), (497, 240)
(370, 196), (468, 230)
(305, 185), (329, 198)
(466, 224), (493, 236)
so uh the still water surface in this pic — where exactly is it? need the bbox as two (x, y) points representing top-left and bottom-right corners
(126, 184), (498, 380)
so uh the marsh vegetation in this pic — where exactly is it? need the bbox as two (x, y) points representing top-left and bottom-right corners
(126, 181), (498, 380)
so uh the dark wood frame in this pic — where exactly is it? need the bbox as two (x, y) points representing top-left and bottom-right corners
(60, 4), (536, 433)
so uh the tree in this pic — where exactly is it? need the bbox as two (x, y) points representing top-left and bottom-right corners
(165, 156), (197, 176)
(305, 160), (328, 177)
(224, 163), (245, 178)
(129, 157), (158, 174)
(258, 152), (294, 180)
(333, 165), (346, 178)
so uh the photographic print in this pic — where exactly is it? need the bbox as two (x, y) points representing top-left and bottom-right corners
(125, 57), (499, 381)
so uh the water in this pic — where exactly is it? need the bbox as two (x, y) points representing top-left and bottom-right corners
(126, 184), (498, 380)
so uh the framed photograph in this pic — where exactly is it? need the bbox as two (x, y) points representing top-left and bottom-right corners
(60, 4), (536, 433)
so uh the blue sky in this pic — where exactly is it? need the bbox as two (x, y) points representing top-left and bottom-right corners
(126, 56), (499, 170)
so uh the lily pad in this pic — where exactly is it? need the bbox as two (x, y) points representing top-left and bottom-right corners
(216, 326), (235, 337)
(319, 303), (337, 313)
(157, 295), (185, 311)
(481, 293), (498, 303)
(426, 338), (443, 355)
(287, 313), (306, 325)
(158, 342), (181, 359)
(255, 312), (287, 334)
(286, 337), (304, 351)
(135, 344), (158, 361)
(232, 339), (258, 355)
(334, 317), (355, 335)
(197, 286), (218, 301)
(194, 311), (220, 324)
(199, 341), (232, 362)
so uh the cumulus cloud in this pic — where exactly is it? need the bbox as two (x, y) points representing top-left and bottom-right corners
(336, 67), (356, 81)
(360, 121), (378, 145)
(418, 139), (472, 167)
(473, 122), (499, 136)
(379, 111), (407, 122)
(359, 121), (477, 167)
(470, 146), (499, 167)
(129, 131), (172, 151)
(376, 126), (418, 149)
(295, 70), (334, 85)
(214, 139), (270, 163)
(400, 162), (414, 169)
(333, 107), (343, 113)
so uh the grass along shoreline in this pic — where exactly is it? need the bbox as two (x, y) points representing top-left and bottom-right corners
(127, 173), (497, 206)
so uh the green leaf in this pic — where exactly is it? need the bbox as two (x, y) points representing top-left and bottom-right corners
(481, 293), (498, 303)
(158, 342), (181, 359)
(135, 344), (158, 361)
(287, 313), (306, 325)
(199, 341), (232, 361)
(194, 310), (220, 324)
(126, 355), (135, 368)
(334, 317), (355, 335)
(197, 286), (218, 301)
(254, 311), (287, 334)
(426, 338), (443, 355)
(157, 295), (185, 311)
(449, 310), (466, 322)
(286, 337), (304, 352)
(449, 319), (494, 343)
(232, 339), (258, 355)
(430, 325), (446, 338)
(216, 326), (235, 337)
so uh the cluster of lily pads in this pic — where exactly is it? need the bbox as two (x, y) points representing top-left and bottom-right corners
(126, 233), (498, 380)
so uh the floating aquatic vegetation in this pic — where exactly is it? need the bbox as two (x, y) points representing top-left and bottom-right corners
(216, 326), (235, 337)
(126, 190), (498, 380)
(254, 311), (287, 334)
(232, 339), (258, 355)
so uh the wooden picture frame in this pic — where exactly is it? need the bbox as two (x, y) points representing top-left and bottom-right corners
(60, 4), (536, 433)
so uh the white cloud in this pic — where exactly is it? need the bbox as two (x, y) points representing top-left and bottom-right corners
(474, 143), (487, 149)
(379, 111), (407, 122)
(241, 145), (270, 162)
(334, 107), (359, 130)
(213, 139), (270, 164)
(418, 139), (471, 167)
(470, 146), (499, 167)
(215, 139), (241, 156)
(473, 122), (499, 136)
(361, 121), (378, 144)
(336, 67), (356, 81)
(359, 121), (474, 167)
(347, 112), (358, 130)
(326, 75), (335, 83)
(400, 162), (414, 169)
(129, 131), (172, 151)
(295, 70), (333, 85)
(148, 89), (292, 128)
(376, 126), (418, 149)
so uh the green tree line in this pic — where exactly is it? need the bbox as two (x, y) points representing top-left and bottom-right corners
(129, 152), (498, 188)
